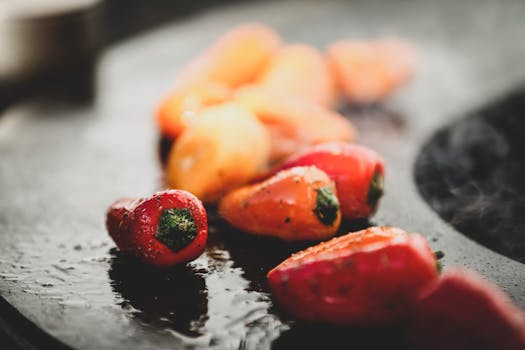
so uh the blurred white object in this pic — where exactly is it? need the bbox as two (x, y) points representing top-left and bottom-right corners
(0, 0), (103, 83)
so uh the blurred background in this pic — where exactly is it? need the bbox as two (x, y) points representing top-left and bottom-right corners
(0, 0), (247, 112)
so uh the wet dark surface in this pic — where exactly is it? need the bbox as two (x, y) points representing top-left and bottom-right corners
(415, 88), (525, 264)
(2, 0), (525, 349)
(106, 211), (376, 347)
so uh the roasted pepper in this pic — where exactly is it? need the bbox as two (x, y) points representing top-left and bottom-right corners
(219, 166), (342, 241)
(258, 44), (336, 107)
(327, 38), (416, 104)
(175, 23), (281, 88)
(233, 85), (357, 163)
(165, 102), (270, 203)
(156, 80), (231, 139)
(106, 190), (208, 267)
(407, 268), (525, 350)
(271, 142), (385, 219)
(267, 226), (438, 325)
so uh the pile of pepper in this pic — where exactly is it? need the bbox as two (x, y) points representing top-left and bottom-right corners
(105, 24), (525, 349)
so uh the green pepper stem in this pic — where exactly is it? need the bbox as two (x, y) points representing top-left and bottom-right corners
(156, 208), (198, 252)
(367, 171), (384, 208)
(434, 250), (445, 260)
(314, 186), (340, 226)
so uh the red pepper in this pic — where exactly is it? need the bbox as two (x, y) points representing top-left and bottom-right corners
(267, 226), (438, 325)
(406, 268), (525, 350)
(270, 142), (385, 220)
(106, 190), (208, 267)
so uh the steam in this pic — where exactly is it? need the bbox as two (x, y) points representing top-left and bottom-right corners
(415, 90), (525, 263)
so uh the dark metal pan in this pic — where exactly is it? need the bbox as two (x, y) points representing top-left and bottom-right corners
(1, 0), (524, 349)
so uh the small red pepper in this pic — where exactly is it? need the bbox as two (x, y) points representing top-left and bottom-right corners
(407, 268), (525, 350)
(270, 142), (385, 219)
(106, 190), (208, 267)
(267, 226), (438, 325)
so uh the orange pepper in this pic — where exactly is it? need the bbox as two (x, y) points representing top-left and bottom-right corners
(258, 44), (336, 107)
(176, 23), (281, 88)
(233, 85), (357, 164)
(327, 38), (416, 104)
(219, 166), (341, 241)
(166, 102), (270, 203)
(155, 80), (231, 139)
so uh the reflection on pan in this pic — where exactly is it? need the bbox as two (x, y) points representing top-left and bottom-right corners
(108, 249), (208, 337)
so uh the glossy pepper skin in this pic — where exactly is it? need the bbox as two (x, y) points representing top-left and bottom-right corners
(267, 226), (438, 325)
(106, 190), (208, 267)
(271, 142), (385, 219)
(219, 166), (342, 241)
(407, 268), (525, 350)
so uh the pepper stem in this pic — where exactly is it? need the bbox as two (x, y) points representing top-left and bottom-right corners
(434, 250), (445, 273)
(314, 186), (340, 226)
(434, 250), (445, 260)
(156, 208), (197, 252)
(367, 171), (384, 209)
